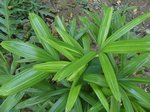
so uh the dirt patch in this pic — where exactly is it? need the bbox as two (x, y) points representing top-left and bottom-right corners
(47, 0), (150, 35)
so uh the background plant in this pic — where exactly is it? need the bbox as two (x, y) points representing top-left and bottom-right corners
(0, 5), (150, 112)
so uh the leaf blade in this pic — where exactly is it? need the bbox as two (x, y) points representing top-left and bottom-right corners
(103, 12), (150, 47)
(53, 51), (96, 81)
(0, 68), (49, 96)
(1, 41), (54, 62)
(103, 39), (150, 53)
(66, 84), (81, 111)
(90, 83), (109, 112)
(33, 61), (70, 72)
(29, 13), (59, 60)
(98, 6), (113, 46)
(118, 54), (150, 77)
(99, 53), (121, 101)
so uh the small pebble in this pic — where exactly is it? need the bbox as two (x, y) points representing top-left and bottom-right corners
(145, 87), (150, 92)
(133, 8), (138, 15)
(146, 29), (150, 34)
(117, 0), (121, 5)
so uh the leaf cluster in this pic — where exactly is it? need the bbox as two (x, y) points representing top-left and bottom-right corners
(0, 5), (150, 112)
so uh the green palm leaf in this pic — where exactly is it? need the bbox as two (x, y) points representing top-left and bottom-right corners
(103, 12), (150, 47)
(99, 53), (121, 101)
(90, 83), (109, 112)
(0, 68), (49, 96)
(103, 39), (150, 53)
(53, 51), (96, 81)
(1, 41), (55, 62)
(29, 13), (59, 60)
(66, 84), (81, 111)
(98, 6), (113, 46)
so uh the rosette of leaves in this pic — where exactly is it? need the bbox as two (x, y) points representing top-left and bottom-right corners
(0, 6), (150, 112)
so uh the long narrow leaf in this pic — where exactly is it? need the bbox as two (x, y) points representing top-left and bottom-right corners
(56, 27), (83, 52)
(53, 51), (96, 81)
(0, 68), (49, 96)
(55, 16), (67, 31)
(98, 6), (113, 46)
(29, 13), (59, 60)
(121, 83), (150, 108)
(0, 51), (10, 75)
(0, 92), (24, 112)
(132, 102), (146, 112)
(73, 98), (83, 112)
(119, 77), (150, 84)
(1, 41), (55, 62)
(118, 54), (150, 77)
(79, 91), (97, 106)
(103, 12), (150, 47)
(69, 18), (76, 37)
(120, 87), (134, 112)
(0, 75), (13, 85)
(83, 73), (107, 87)
(90, 83), (109, 112)
(49, 94), (67, 112)
(66, 84), (81, 111)
(33, 61), (70, 72)
(110, 96), (120, 112)
(79, 16), (98, 41)
(99, 53), (121, 101)
(103, 39), (150, 53)
(82, 34), (91, 53)
(40, 37), (82, 60)
(16, 89), (68, 109)
(88, 102), (103, 112)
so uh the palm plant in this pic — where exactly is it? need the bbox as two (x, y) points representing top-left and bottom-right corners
(0, 6), (150, 112)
